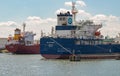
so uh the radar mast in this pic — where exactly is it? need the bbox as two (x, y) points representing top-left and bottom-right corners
(71, 2), (78, 25)
(23, 22), (26, 33)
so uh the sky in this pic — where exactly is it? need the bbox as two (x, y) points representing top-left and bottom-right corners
(0, 0), (120, 39)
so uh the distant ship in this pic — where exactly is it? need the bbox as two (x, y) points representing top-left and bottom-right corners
(6, 23), (40, 54)
(40, 2), (120, 59)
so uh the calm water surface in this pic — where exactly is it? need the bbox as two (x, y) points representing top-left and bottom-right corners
(0, 53), (120, 76)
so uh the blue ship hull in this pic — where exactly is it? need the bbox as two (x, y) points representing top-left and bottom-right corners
(40, 37), (120, 59)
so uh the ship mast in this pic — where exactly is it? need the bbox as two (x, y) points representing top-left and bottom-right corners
(71, 2), (78, 25)
(23, 22), (26, 34)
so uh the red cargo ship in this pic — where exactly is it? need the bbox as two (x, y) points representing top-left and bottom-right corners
(6, 23), (40, 54)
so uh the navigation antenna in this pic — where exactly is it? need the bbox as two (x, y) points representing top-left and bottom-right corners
(71, 2), (78, 25)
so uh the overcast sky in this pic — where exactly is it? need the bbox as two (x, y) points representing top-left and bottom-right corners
(0, 0), (120, 39)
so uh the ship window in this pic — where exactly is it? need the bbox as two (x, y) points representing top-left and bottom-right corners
(84, 40), (90, 45)
(75, 40), (80, 45)
(89, 40), (93, 45)
(63, 17), (65, 21)
(80, 40), (84, 45)
(95, 41), (98, 45)
(59, 18), (62, 21)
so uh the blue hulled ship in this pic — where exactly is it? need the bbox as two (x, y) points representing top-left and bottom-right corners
(40, 2), (120, 59)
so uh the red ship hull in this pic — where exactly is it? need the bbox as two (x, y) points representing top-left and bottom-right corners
(6, 44), (40, 54)
(41, 54), (120, 59)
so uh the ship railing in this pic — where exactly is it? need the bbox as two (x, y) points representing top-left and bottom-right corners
(42, 34), (103, 39)
(6, 40), (19, 45)
(25, 43), (34, 46)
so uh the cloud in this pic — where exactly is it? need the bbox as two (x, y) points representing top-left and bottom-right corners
(76, 0), (86, 7)
(27, 16), (42, 21)
(65, 0), (86, 7)
(90, 14), (120, 37)
(46, 18), (56, 23)
(0, 21), (19, 27)
(26, 16), (45, 24)
(65, 2), (72, 7)
(25, 16), (56, 39)
(0, 21), (20, 38)
(0, 17), (56, 39)
(26, 16), (56, 24)
(77, 10), (92, 20)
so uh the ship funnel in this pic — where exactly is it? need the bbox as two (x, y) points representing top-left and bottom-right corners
(14, 28), (21, 40)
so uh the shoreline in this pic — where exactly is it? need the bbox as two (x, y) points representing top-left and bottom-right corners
(0, 49), (9, 53)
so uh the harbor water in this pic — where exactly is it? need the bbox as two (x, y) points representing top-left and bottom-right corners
(0, 53), (120, 76)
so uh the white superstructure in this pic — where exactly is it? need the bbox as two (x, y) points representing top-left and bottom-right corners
(24, 32), (36, 45)
(47, 2), (102, 39)
(6, 23), (36, 46)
